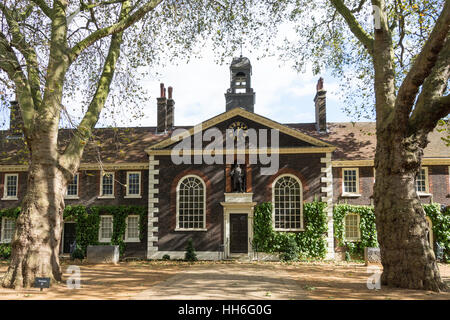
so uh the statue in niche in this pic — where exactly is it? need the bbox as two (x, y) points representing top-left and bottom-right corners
(230, 163), (246, 193)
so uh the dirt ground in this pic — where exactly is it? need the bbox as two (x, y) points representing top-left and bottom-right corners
(0, 260), (448, 300)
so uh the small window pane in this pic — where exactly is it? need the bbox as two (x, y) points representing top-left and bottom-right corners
(127, 216), (139, 239)
(128, 173), (140, 195)
(100, 216), (113, 240)
(415, 169), (426, 192)
(67, 174), (78, 196)
(6, 175), (18, 197)
(102, 173), (114, 196)
(343, 170), (357, 193)
(345, 214), (360, 240)
(2, 218), (15, 242)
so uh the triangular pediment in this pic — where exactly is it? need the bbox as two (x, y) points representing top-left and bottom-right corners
(146, 108), (335, 153)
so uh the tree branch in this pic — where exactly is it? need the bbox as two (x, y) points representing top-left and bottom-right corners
(394, 0), (450, 121)
(0, 32), (35, 136)
(329, 0), (374, 54)
(0, 3), (43, 108)
(61, 1), (131, 172)
(409, 35), (450, 133)
(31, 0), (53, 18)
(68, 0), (163, 65)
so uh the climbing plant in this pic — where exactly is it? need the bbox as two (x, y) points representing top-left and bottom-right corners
(0, 205), (147, 260)
(0, 207), (20, 259)
(423, 204), (450, 262)
(333, 204), (378, 259)
(334, 203), (449, 262)
(253, 201), (328, 259)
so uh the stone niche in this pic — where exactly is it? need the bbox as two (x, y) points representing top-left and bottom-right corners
(87, 245), (120, 264)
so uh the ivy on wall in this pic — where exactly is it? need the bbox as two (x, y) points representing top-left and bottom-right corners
(253, 201), (328, 259)
(333, 204), (378, 259)
(0, 207), (20, 259)
(334, 203), (450, 262)
(0, 205), (147, 259)
(423, 203), (450, 262)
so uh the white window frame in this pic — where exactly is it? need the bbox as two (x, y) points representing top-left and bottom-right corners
(99, 215), (113, 243)
(1, 217), (15, 243)
(272, 174), (304, 232)
(65, 173), (79, 199)
(125, 215), (140, 242)
(344, 213), (361, 242)
(2, 173), (19, 200)
(99, 171), (115, 199)
(341, 168), (361, 197)
(125, 171), (142, 199)
(416, 167), (430, 196)
(175, 175), (207, 231)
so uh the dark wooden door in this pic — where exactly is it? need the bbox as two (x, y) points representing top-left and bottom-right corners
(230, 214), (248, 253)
(63, 223), (76, 254)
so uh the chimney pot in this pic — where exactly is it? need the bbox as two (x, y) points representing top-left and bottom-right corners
(166, 86), (175, 129)
(160, 83), (165, 97)
(314, 78), (327, 133)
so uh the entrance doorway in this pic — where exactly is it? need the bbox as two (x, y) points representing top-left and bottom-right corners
(230, 214), (248, 253)
(62, 222), (76, 254)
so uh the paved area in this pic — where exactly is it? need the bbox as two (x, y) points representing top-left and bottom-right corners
(133, 263), (307, 300)
(0, 260), (448, 299)
(132, 262), (450, 300)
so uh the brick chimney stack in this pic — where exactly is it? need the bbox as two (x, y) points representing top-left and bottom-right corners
(9, 100), (23, 136)
(314, 77), (327, 133)
(157, 83), (167, 133)
(166, 86), (175, 130)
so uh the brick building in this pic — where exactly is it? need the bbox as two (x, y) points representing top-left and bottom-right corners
(0, 56), (449, 259)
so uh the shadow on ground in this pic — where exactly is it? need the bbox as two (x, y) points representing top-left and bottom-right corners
(0, 260), (448, 300)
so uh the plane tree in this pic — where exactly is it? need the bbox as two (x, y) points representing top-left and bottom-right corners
(0, 0), (273, 288)
(269, 0), (449, 291)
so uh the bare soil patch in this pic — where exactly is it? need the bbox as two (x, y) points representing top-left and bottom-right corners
(0, 260), (448, 300)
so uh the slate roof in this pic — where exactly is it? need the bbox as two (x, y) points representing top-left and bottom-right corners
(287, 122), (450, 161)
(0, 121), (448, 165)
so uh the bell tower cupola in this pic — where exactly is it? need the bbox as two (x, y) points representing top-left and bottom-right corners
(225, 56), (255, 112)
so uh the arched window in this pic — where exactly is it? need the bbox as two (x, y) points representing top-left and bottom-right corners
(272, 175), (303, 230)
(176, 175), (206, 230)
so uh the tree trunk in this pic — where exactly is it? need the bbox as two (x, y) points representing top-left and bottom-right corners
(1, 149), (67, 289)
(373, 128), (447, 292)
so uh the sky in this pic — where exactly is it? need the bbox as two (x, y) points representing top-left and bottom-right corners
(0, 53), (358, 131)
(137, 54), (355, 128)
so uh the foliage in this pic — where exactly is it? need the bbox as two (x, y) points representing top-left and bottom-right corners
(64, 205), (147, 257)
(333, 204), (378, 259)
(71, 244), (85, 261)
(0, 244), (11, 260)
(0, 207), (21, 220)
(423, 204), (450, 262)
(185, 238), (198, 262)
(334, 203), (450, 262)
(162, 254), (171, 261)
(253, 201), (328, 259)
(0, 207), (21, 260)
(279, 236), (299, 262)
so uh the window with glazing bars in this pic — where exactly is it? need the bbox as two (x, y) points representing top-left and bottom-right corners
(177, 176), (205, 229)
(273, 176), (301, 230)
